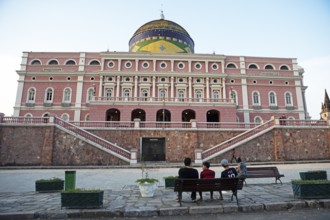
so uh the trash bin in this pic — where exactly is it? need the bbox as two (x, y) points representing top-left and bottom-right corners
(65, 170), (76, 191)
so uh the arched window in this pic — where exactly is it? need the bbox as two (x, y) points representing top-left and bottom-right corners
(141, 89), (148, 101)
(131, 109), (146, 121)
(207, 110), (220, 123)
(213, 90), (220, 100)
(85, 114), (90, 121)
(252, 91), (260, 105)
(45, 88), (53, 102)
(231, 90), (238, 104)
(269, 92), (277, 105)
(63, 88), (71, 102)
(65, 60), (76, 65)
(86, 88), (94, 103)
(24, 113), (33, 118)
(280, 65), (290, 70)
(106, 108), (120, 121)
(248, 64), (258, 69)
(178, 90), (185, 101)
(195, 90), (202, 99)
(89, 60), (100, 65)
(42, 113), (50, 118)
(226, 63), (237, 68)
(61, 113), (70, 121)
(48, 60), (58, 65)
(265, 64), (274, 70)
(124, 89), (130, 97)
(254, 116), (262, 124)
(159, 89), (166, 99)
(27, 88), (36, 102)
(105, 88), (112, 98)
(285, 92), (292, 105)
(31, 60), (41, 65)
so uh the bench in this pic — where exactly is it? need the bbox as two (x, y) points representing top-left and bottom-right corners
(174, 177), (245, 206)
(246, 166), (284, 184)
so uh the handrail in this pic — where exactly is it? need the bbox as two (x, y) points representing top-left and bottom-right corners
(53, 117), (130, 160)
(202, 119), (275, 159)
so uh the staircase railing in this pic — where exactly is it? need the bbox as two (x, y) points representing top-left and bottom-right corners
(54, 117), (130, 162)
(202, 119), (275, 161)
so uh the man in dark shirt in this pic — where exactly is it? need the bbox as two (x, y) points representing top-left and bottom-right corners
(220, 159), (238, 200)
(178, 157), (199, 201)
(221, 159), (238, 178)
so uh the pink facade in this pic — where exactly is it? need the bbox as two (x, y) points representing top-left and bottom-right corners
(14, 51), (309, 124)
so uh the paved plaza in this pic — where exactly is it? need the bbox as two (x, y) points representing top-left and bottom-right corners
(0, 162), (329, 219)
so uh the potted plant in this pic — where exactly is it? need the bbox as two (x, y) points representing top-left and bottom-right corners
(136, 161), (159, 197)
(163, 176), (178, 188)
(299, 170), (327, 180)
(291, 179), (330, 199)
(35, 177), (64, 192)
(61, 188), (104, 209)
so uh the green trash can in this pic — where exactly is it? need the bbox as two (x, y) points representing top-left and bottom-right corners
(65, 170), (76, 191)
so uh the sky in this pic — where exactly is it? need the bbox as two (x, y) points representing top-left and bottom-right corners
(0, 0), (329, 119)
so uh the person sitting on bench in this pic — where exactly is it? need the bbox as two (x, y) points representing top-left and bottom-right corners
(178, 157), (199, 202)
(220, 159), (238, 200)
(199, 161), (215, 200)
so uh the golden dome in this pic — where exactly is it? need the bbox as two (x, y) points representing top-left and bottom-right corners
(129, 18), (194, 53)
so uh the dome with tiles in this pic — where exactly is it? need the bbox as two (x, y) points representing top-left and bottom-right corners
(129, 13), (194, 54)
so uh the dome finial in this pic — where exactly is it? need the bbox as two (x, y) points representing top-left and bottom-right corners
(160, 4), (165, 19)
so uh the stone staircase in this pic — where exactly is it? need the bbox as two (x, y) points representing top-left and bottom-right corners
(53, 117), (133, 164)
(201, 119), (275, 162)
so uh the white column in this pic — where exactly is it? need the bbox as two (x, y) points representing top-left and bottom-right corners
(189, 77), (192, 99)
(188, 60), (192, 72)
(240, 56), (246, 75)
(98, 76), (103, 97)
(74, 75), (84, 121)
(292, 58), (299, 76)
(13, 74), (25, 116)
(20, 52), (28, 71)
(206, 77), (210, 100)
(118, 59), (122, 71)
(153, 60), (156, 71)
(134, 76), (138, 98)
(171, 60), (174, 72)
(205, 61), (209, 73)
(295, 80), (306, 119)
(116, 76), (120, 98)
(79, 52), (85, 71)
(135, 59), (139, 72)
(222, 78), (226, 99)
(241, 78), (250, 123)
(171, 76), (174, 98)
(152, 76), (156, 98)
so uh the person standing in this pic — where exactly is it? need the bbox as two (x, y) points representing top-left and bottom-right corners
(199, 161), (215, 200)
(236, 157), (247, 177)
(230, 149), (237, 163)
(178, 157), (199, 201)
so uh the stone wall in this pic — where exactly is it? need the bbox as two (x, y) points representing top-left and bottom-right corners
(0, 125), (329, 166)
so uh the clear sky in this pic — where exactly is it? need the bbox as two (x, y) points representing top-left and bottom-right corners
(0, 0), (329, 119)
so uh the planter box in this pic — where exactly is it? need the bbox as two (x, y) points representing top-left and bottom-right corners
(61, 191), (104, 209)
(164, 178), (176, 188)
(292, 182), (330, 199)
(299, 171), (327, 180)
(35, 181), (64, 192)
(138, 183), (157, 197)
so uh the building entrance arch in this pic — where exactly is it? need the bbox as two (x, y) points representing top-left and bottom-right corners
(106, 108), (120, 121)
(182, 109), (196, 122)
(131, 109), (146, 121)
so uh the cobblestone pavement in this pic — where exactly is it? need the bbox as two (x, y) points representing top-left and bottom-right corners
(0, 163), (329, 219)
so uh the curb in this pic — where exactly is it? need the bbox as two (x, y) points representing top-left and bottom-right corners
(1, 160), (330, 170)
(1, 199), (330, 219)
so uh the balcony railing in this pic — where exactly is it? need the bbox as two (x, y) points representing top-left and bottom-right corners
(93, 96), (233, 104)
